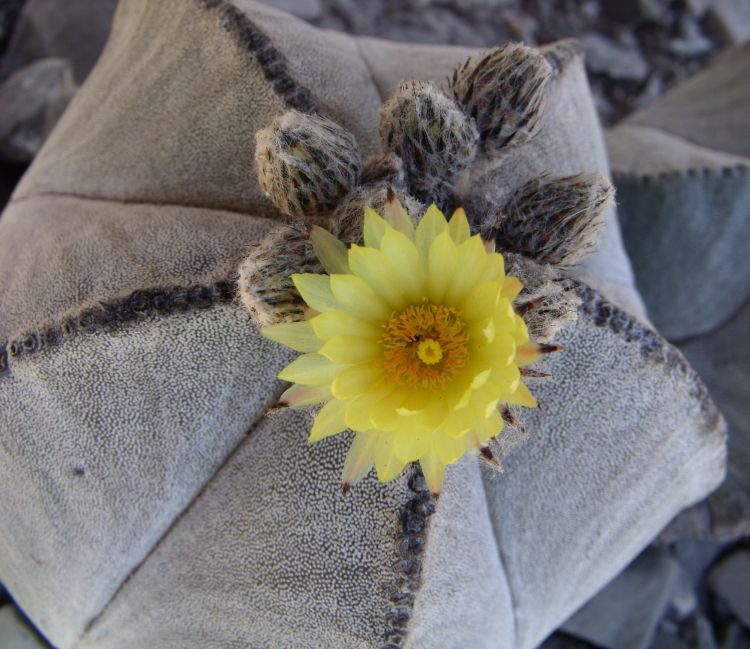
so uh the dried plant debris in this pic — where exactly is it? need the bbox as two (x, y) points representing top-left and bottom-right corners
(451, 43), (552, 153)
(255, 110), (362, 218)
(481, 172), (613, 267)
(238, 222), (321, 328)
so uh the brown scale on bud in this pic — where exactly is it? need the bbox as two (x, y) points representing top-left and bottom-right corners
(379, 81), (478, 208)
(255, 110), (362, 219)
(482, 173), (614, 267)
(451, 43), (552, 153)
(504, 252), (581, 343)
(237, 222), (322, 328)
(329, 184), (424, 246)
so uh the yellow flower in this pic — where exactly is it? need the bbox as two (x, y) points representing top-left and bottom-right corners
(263, 198), (544, 495)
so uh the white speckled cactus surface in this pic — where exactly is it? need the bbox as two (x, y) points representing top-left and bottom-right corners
(0, 1), (726, 648)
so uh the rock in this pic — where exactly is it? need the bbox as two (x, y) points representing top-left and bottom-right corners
(709, 551), (750, 627)
(670, 16), (714, 58)
(261, 0), (322, 20)
(652, 615), (718, 649)
(0, 606), (48, 649)
(669, 565), (698, 620)
(671, 540), (728, 592)
(659, 481), (750, 544)
(600, 0), (669, 23)
(562, 547), (680, 649)
(684, 0), (712, 18)
(721, 624), (750, 649)
(0, 0), (118, 83)
(582, 33), (649, 82)
(0, 0), (25, 54)
(539, 632), (599, 648)
(0, 58), (76, 163)
(707, 0), (750, 46)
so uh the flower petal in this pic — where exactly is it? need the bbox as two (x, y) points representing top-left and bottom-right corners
(379, 229), (426, 302)
(331, 362), (385, 399)
(311, 226), (350, 274)
(420, 449), (447, 495)
(363, 207), (388, 248)
(505, 381), (538, 408)
(309, 399), (348, 442)
(375, 432), (407, 482)
(348, 245), (407, 308)
(447, 207), (471, 244)
(278, 353), (343, 386)
(460, 280), (501, 322)
(427, 231), (458, 303)
(342, 431), (378, 487)
(319, 335), (382, 364)
(502, 276), (523, 302)
(392, 430), (430, 464)
(383, 194), (415, 240)
(311, 310), (382, 341)
(292, 273), (338, 312)
(444, 236), (487, 305)
(434, 431), (467, 465)
(277, 383), (331, 408)
(329, 274), (391, 323)
(262, 320), (321, 353)
(415, 204), (448, 260)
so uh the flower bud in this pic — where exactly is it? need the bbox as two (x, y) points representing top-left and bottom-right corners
(451, 43), (552, 152)
(255, 110), (362, 218)
(238, 223), (321, 327)
(484, 173), (614, 267)
(379, 81), (479, 189)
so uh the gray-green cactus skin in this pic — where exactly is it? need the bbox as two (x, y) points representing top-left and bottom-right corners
(255, 110), (362, 218)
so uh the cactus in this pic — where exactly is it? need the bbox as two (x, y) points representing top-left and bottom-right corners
(255, 110), (362, 219)
(451, 43), (552, 152)
(481, 173), (614, 267)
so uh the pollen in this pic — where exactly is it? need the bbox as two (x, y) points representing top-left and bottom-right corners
(381, 302), (470, 389)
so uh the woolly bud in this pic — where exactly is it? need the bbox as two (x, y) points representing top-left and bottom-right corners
(255, 110), (362, 218)
(482, 173), (614, 267)
(379, 81), (479, 192)
(238, 223), (321, 328)
(329, 184), (424, 246)
(505, 252), (580, 342)
(451, 43), (552, 152)
(360, 152), (406, 187)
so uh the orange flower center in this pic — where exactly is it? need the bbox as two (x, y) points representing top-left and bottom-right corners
(381, 302), (470, 389)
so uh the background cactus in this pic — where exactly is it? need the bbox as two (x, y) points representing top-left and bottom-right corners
(255, 110), (362, 218)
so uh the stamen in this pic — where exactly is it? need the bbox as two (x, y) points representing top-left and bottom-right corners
(381, 303), (469, 389)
